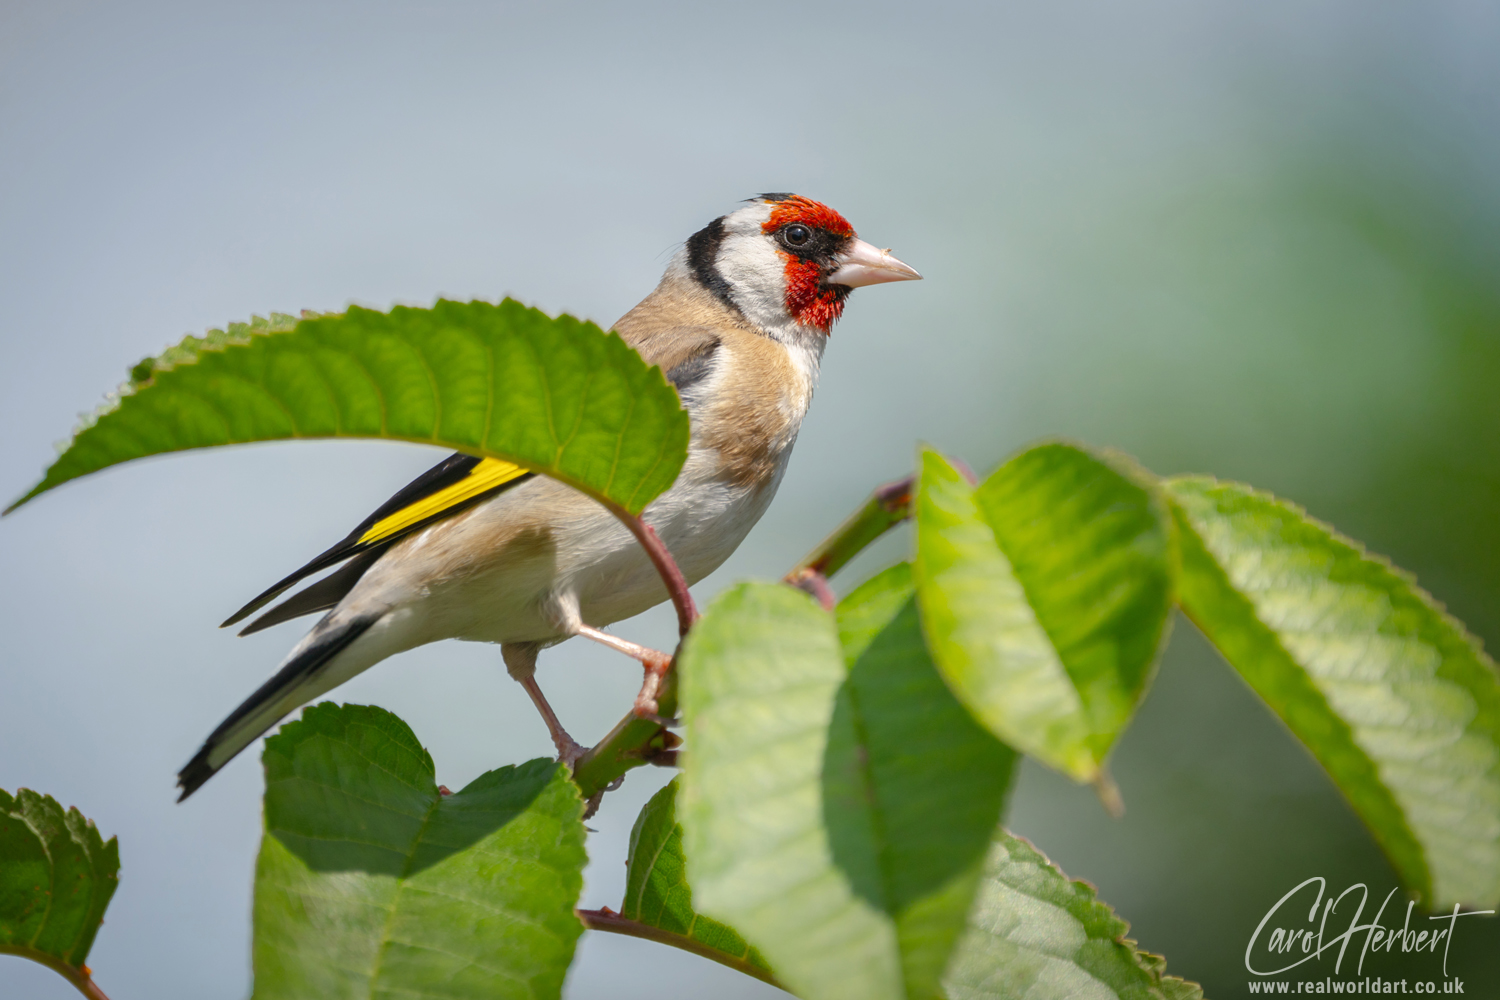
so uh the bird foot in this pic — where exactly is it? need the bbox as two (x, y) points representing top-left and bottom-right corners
(573, 623), (676, 721)
(632, 655), (674, 719)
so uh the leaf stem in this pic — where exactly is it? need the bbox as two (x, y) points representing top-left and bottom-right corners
(0, 947), (112, 1000)
(576, 908), (782, 988)
(606, 504), (698, 636)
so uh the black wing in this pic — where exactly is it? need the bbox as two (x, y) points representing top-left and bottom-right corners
(221, 453), (533, 630)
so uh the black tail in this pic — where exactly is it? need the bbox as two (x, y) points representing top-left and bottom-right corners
(236, 549), (384, 636)
(177, 615), (378, 801)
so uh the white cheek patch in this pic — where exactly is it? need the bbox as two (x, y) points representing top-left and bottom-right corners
(716, 203), (794, 331)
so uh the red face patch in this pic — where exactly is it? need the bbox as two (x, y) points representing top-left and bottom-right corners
(761, 196), (855, 333)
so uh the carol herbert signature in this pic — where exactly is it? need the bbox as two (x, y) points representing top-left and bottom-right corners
(1245, 877), (1493, 978)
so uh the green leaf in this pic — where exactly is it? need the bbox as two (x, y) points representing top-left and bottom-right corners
(0, 789), (118, 992)
(679, 572), (1018, 1000)
(10, 299), (690, 515)
(620, 779), (774, 978)
(913, 444), (1174, 781)
(1168, 476), (1500, 907)
(943, 828), (1203, 1000)
(251, 702), (588, 1000)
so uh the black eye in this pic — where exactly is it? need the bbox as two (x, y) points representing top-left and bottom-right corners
(782, 224), (812, 247)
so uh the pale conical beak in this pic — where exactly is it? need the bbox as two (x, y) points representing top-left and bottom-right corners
(825, 238), (923, 288)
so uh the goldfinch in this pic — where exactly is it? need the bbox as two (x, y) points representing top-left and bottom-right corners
(178, 193), (921, 800)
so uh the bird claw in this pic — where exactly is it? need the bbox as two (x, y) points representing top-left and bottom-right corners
(632, 656), (674, 719)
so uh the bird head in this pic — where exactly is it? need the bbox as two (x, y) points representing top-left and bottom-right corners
(683, 193), (921, 337)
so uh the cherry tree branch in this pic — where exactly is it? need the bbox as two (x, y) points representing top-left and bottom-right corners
(572, 672), (681, 800)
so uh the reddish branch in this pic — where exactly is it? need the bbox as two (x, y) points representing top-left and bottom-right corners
(606, 505), (698, 636)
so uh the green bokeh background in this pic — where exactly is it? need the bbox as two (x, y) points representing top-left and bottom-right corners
(3, 2), (1499, 997)
(970, 136), (1500, 994)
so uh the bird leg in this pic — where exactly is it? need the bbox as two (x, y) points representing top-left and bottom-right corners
(574, 624), (674, 720)
(518, 675), (589, 767)
(503, 642), (588, 767)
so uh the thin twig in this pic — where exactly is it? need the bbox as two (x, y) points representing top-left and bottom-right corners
(577, 908), (782, 988)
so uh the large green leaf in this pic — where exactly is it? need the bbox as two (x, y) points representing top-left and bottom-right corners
(0, 789), (118, 987)
(1169, 476), (1500, 907)
(913, 445), (1173, 781)
(9, 299), (689, 515)
(252, 702), (587, 1000)
(944, 828), (1202, 1000)
(620, 779), (774, 980)
(678, 572), (1018, 1000)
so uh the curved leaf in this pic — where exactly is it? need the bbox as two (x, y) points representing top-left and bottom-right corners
(679, 573), (1018, 1000)
(914, 445), (1173, 780)
(621, 779), (773, 978)
(252, 703), (587, 1000)
(10, 299), (690, 515)
(914, 450), (1089, 777)
(944, 828), (1203, 1000)
(0, 789), (118, 974)
(1168, 476), (1500, 907)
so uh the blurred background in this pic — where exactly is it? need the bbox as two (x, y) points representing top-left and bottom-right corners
(4, 1), (1500, 996)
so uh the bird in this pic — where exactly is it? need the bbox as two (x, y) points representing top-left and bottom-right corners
(177, 193), (921, 800)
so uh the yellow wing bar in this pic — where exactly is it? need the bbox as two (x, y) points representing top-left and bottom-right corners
(356, 458), (529, 545)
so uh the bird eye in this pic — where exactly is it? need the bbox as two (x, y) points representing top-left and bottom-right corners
(782, 224), (812, 247)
